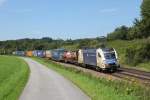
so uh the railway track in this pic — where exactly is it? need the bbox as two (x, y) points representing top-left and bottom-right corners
(119, 67), (150, 77)
(52, 60), (150, 84)
(111, 67), (150, 83)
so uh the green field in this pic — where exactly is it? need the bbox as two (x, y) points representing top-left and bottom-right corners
(0, 56), (29, 100)
(33, 57), (150, 100)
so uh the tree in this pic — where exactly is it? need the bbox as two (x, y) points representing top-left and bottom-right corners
(107, 26), (129, 40)
(141, 0), (150, 19)
(139, 0), (150, 38)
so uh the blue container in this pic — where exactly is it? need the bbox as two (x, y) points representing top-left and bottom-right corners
(51, 49), (65, 61)
(37, 50), (45, 57)
(83, 49), (97, 66)
(33, 50), (38, 56)
(16, 51), (25, 56)
(33, 50), (45, 57)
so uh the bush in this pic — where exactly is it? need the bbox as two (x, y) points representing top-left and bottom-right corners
(107, 26), (130, 40)
(125, 40), (150, 65)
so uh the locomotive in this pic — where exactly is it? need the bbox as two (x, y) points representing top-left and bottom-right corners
(63, 48), (120, 71)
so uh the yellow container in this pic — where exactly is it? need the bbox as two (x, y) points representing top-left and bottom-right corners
(26, 51), (33, 57)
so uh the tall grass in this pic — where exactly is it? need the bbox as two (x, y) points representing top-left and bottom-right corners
(0, 56), (29, 100)
(33, 57), (150, 100)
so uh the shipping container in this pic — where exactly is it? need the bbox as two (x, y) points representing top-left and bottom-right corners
(45, 50), (52, 59)
(32, 50), (45, 57)
(14, 51), (25, 56)
(51, 49), (65, 61)
(12, 51), (16, 55)
(63, 51), (78, 63)
(37, 50), (45, 57)
(83, 49), (97, 66)
(33, 50), (38, 56)
(26, 51), (33, 57)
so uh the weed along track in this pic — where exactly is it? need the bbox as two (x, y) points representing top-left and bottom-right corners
(52, 60), (150, 85)
(119, 67), (150, 77)
(112, 67), (150, 84)
(53, 61), (119, 80)
(112, 71), (150, 84)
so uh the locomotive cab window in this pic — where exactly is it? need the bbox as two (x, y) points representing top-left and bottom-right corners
(104, 52), (116, 59)
(98, 53), (101, 57)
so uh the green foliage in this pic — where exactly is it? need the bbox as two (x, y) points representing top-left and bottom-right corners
(0, 38), (64, 54)
(107, 26), (130, 40)
(141, 0), (150, 19)
(128, 19), (142, 39)
(125, 40), (150, 65)
(0, 56), (29, 100)
(0, 37), (107, 54)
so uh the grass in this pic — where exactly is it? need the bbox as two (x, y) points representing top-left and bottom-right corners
(137, 62), (150, 72)
(0, 56), (30, 100)
(33, 57), (150, 100)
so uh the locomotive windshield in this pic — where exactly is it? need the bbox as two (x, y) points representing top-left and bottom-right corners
(104, 52), (116, 59)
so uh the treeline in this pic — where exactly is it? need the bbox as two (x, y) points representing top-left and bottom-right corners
(0, 37), (106, 54)
(107, 0), (150, 40)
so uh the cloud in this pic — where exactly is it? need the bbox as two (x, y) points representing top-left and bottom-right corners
(0, 0), (7, 7)
(100, 8), (118, 13)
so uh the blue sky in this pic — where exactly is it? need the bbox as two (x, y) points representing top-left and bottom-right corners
(0, 0), (142, 40)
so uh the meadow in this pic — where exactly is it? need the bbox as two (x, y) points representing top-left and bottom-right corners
(33, 57), (150, 100)
(0, 56), (29, 100)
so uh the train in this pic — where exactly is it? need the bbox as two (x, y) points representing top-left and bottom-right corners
(13, 48), (120, 72)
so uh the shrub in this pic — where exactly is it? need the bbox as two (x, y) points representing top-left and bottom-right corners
(125, 40), (150, 65)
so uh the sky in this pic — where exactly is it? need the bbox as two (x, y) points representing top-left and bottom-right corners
(0, 0), (142, 40)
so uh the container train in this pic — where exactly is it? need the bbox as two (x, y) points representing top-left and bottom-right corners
(13, 48), (120, 72)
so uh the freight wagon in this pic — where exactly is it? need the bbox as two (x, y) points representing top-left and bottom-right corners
(78, 48), (120, 71)
(12, 51), (16, 55)
(25, 51), (33, 57)
(33, 50), (45, 57)
(63, 51), (78, 63)
(83, 49), (97, 66)
(45, 50), (52, 59)
(33, 50), (38, 56)
(13, 51), (25, 56)
(51, 49), (65, 61)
